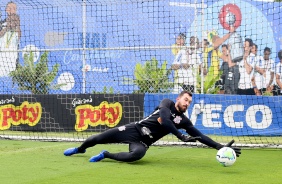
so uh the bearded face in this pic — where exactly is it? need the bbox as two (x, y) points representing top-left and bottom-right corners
(177, 102), (188, 113)
(176, 93), (192, 113)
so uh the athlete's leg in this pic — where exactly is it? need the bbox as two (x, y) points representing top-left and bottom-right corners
(69, 124), (141, 153)
(77, 128), (121, 152)
(64, 124), (143, 157)
(64, 128), (120, 156)
(102, 142), (147, 162)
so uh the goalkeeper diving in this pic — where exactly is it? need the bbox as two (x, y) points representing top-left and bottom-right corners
(64, 91), (241, 162)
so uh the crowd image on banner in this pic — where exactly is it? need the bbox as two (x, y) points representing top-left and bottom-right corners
(170, 3), (282, 97)
(0, 1), (281, 95)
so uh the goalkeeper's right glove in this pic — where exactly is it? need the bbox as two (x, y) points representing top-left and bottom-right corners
(177, 134), (202, 142)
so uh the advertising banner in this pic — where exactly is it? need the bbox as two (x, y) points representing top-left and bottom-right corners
(0, 94), (144, 132)
(144, 94), (282, 136)
(0, 0), (281, 94)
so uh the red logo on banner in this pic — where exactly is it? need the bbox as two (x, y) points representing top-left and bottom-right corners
(75, 101), (122, 131)
(219, 3), (242, 30)
(0, 101), (42, 130)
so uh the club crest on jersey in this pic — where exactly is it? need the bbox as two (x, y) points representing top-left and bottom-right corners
(173, 116), (182, 124)
(118, 126), (126, 131)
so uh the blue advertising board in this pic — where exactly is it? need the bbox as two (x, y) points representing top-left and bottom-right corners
(0, 0), (281, 94)
(144, 93), (282, 136)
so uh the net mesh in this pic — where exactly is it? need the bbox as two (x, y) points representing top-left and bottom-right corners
(0, 0), (281, 148)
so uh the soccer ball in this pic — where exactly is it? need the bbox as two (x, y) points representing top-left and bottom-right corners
(216, 147), (236, 167)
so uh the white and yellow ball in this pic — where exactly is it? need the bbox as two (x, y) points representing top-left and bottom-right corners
(216, 147), (236, 167)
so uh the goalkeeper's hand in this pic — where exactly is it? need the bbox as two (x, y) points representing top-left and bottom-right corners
(222, 139), (241, 157)
(178, 134), (202, 142)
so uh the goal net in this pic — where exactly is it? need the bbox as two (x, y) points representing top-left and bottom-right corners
(0, 0), (281, 148)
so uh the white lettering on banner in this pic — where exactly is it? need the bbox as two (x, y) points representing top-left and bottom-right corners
(92, 67), (109, 73)
(189, 105), (198, 125)
(0, 96), (15, 105)
(189, 104), (272, 129)
(202, 104), (222, 128)
(189, 101), (204, 125)
(72, 96), (93, 107)
(246, 105), (272, 129)
(224, 105), (244, 128)
(63, 50), (125, 64)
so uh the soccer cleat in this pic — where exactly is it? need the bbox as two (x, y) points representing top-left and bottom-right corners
(89, 150), (107, 162)
(64, 147), (86, 156)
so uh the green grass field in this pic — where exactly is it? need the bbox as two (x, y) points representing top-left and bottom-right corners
(0, 139), (281, 184)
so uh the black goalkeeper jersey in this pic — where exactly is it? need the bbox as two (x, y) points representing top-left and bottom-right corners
(135, 99), (221, 149)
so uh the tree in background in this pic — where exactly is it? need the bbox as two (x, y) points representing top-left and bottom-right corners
(124, 58), (173, 93)
(197, 68), (223, 94)
(10, 52), (64, 94)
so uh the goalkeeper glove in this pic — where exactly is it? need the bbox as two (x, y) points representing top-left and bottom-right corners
(178, 134), (202, 142)
(218, 139), (241, 157)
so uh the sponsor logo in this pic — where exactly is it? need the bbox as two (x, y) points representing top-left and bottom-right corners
(75, 101), (122, 131)
(0, 101), (42, 130)
(190, 104), (272, 129)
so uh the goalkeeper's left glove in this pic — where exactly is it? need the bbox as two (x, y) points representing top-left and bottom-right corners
(217, 139), (241, 157)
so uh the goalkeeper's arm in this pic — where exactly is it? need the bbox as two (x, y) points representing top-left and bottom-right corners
(159, 106), (200, 142)
(159, 106), (184, 139)
(185, 126), (241, 157)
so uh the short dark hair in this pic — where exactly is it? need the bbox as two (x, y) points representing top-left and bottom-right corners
(190, 36), (199, 43)
(253, 44), (258, 50)
(222, 44), (228, 49)
(178, 33), (186, 40)
(203, 39), (209, 46)
(245, 38), (253, 47)
(179, 90), (192, 97)
(278, 50), (282, 60)
(264, 47), (271, 53)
